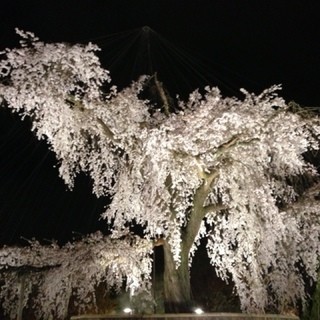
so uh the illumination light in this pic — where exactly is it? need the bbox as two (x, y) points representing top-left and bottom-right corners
(123, 307), (132, 314)
(194, 307), (204, 314)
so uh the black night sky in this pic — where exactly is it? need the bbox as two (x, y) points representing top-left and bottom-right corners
(0, 0), (320, 245)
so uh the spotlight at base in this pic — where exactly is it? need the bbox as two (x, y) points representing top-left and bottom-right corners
(123, 307), (132, 314)
(194, 307), (204, 314)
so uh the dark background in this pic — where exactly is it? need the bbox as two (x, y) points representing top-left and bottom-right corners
(0, 0), (320, 244)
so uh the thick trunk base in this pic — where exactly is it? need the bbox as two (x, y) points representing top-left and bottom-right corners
(163, 241), (193, 313)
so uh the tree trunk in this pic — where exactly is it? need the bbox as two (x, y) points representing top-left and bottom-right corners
(163, 240), (192, 313)
(309, 268), (320, 320)
(160, 175), (219, 313)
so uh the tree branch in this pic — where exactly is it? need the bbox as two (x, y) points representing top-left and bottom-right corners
(203, 203), (226, 215)
(67, 94), (119, 144)
(153, 238), (165, 247)
(96, 117), (117, 142)
(0, 264), (61, 274)
(182, 170), (220, 253)
(154, 72), (171, 117)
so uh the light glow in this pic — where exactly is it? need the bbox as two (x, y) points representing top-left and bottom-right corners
(123, 307), (132, 314)
(194, 307), (204, 314)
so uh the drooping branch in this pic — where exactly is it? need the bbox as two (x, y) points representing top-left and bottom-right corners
(96, 117), (117, 142)
(0, 264), (61, 274)
(66, 94), (118, 143)
(0, 232), (153, 319)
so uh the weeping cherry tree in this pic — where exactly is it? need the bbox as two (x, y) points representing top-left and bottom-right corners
(0, 30), (320, 316)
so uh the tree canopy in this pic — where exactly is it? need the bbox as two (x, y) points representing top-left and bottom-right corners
(0, 232), (152, 319)
(0, 30), (320, 317)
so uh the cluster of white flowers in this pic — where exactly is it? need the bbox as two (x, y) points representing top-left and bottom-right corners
(0, 30), (320, 315)
(0, 232), (152, 319)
